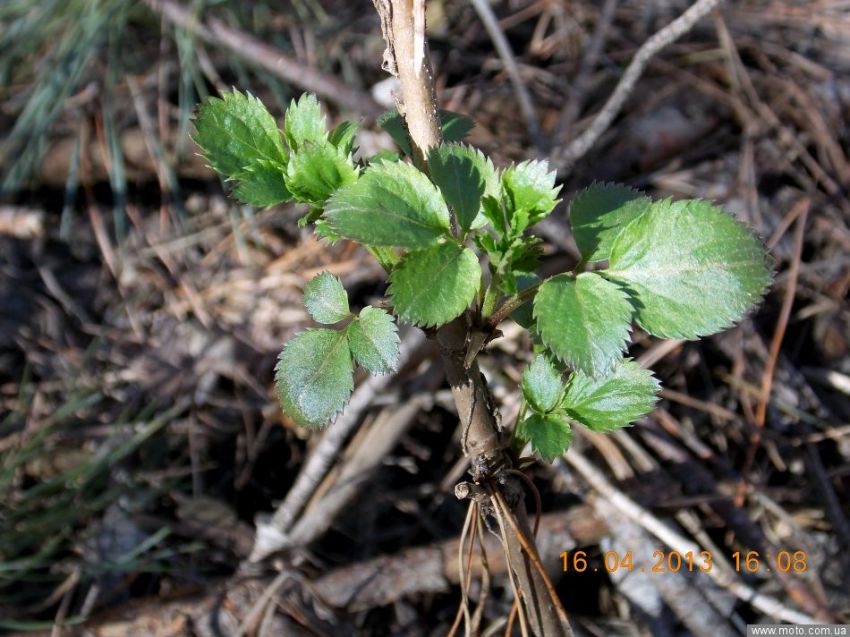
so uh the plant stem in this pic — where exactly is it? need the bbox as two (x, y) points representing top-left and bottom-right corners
(372, 2), (572, 634)
(487, 283), (540, 329)
(367, 245), (400, 272)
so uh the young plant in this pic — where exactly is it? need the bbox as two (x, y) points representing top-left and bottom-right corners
(194, 85), (771, 636)
(193, 91), (771, 460)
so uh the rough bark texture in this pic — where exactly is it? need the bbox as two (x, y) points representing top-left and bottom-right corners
(371, 1), (573, 634)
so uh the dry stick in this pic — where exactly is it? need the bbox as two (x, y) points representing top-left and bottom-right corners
(560, 452), (817, 624)
(468, 0), (543, 149)
(555, 0), (619, 138)
(285, 392), (429, 547)
(552, 0), (724, 171)
(735, 199), (809, 506)
(143, 0), (382, 118)
(250, 331), (425, 561)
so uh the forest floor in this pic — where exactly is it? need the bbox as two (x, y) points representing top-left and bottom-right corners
(1, 0), (849, 635)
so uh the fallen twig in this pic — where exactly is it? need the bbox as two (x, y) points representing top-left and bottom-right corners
(737, 198), (809, 504)
(143, 0), (382, 117)
(551, 0), (724, 171)
(560, 452), (818, 624)
(250, 330), (426, 561)
(468, 0), (543, 149)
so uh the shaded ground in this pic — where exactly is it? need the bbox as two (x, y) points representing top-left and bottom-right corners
(1, 0), (849, 634)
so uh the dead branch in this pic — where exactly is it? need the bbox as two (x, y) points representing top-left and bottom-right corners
(251, 330), (426, 561)
(143, 0), (382, 118)
(552, 0), (724, 172)
(468, 0), (542, 148)
(560, 452), (818, 624)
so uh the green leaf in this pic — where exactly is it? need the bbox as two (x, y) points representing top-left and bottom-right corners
(303, 272), (350, 324)
(346, 306), (400, 374)
(275, 328), (353, 428)
(440, 111), (475, 143)
(502, 160), (561, 232)
(369, 150), (402, 164)
(314, 219), (343, 244)
(377, 110), (410, 155)
(388, 242), (481, 326)
(329, 120), (358, 155)
(605, 198), (772, 339)
(194, 89), (287, 179)
(522, 355), (563, 413)
(511, 273), (539, 329)
(428, 143), (497, 234)
(284, 93), (327, 152)
(562, 359), (659, 432)
(324, 160), (451, 248)
(569, 183), (650, 262)
(534, 272), (632, 376)
(515, 413), (573, 462)
(378, 110), (475, 157)
(232, 159), (291, 207)
(286, 141), (357, 205)
(495, 236), (543, 295)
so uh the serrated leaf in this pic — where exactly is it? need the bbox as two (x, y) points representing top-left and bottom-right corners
(369, 150), (402, 164)
(502, 159), (561, 233)
(570, 183), (650, 261)
(522, 355), (563, 413)
(482, 195), (507, 235)
(285, 93), (327, 152)
(286, 141), (357, 205)
(346, 306), (400, 374)
(377, 110), (410, 155)
(378, 110), (475, 157)
(605, 198), (772, 339)
(329, 120), (358, 155)
(428, 143), (497, 234)
(324, 160), (451, 248)
(389, 242), (481, 327)
(534, 272), (632, 376)
(314, 219), (343, 243)
(515, 413), (573, 462)
(232, 159), (291, 207)
(441, 111), (475, 143)
(303, 272), (349, 324)
(562, 359), (659, 432)
(275, 328), (353, 428)
(194, 89), (287, 179)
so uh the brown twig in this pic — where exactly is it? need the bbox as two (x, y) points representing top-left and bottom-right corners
(736, 198), (809, 505)
(468, 0), (543, 149)
(143, 0), (382, 118)
(561, 452), (817, 624)
(250, 332), (426, 561)
(552, 0), (724, 172)
(555, 0), (618, 138)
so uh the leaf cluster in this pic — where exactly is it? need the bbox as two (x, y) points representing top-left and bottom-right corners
(195, 92), (772, 462)
(275, 272), (399, 427)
